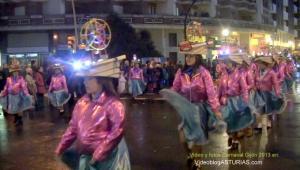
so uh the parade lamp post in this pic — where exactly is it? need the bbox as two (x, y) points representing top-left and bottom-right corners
(71, 0), (79, 52)
(222, 28), (230, 44)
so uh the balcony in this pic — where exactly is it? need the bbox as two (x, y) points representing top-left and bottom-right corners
(295, 24), (300, 30)
(295, 18), (298, 25)
(271, 3), (276, 13)
(273, 20), (277, 27)
(284, 11), (288, 20)
(236, 2), (256, 12)
(284, 25), (289, 32)
(284, 0), (288, 6)
(0, 14), (276, 33)
(218, 0), (233, 6)
(176, 0), (210, 5)
(113, 0), (166, 1)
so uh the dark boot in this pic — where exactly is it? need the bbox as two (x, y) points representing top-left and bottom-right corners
(228, 137), (233, 148)
(14, 115), (19, 123)
(59, 109), (65, 116)
(230, 141), (239, 151)
(15, 116), (23, 126)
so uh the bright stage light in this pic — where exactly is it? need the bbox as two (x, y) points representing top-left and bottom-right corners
(225, 49), (230, 54)
(73, 61), (82, 70)
(84, 60), (91, 66)
(222, 29), (230, 36)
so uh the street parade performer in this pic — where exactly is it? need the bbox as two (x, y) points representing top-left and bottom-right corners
(215, 60), (227, 85)
(48, 64), (71, 113)
(273, 55), (287, 93)
(55, 55), (131, 170)
(240, 55), (265, 137)
(284, 58), (296, 94)
(160, 39), (223, 169)
(254, 56), (286, 134)
(0, 60), (33, 126)
(128, 61), (145, 98)
(216, 53), (255, 150)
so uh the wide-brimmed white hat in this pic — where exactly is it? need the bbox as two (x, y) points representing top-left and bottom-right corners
(227, 52), (249, 65)
(254, 56), (273, 64)
(242, 55), (252, 65)
(75, 55), (126, 78)
(272, 54), (284, 63)
(179, 41), (209, 55)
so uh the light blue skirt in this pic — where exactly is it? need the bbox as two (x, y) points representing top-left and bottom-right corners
(180, 102), (215, 146)
(61, 138), (131, 170)
(48, 90), (71, 107)
(217, 96), (254, 133)
(256, 90), (286, 115)
(0, 92), (33, 114)
(248, 90), (266, 114)
(129, 79), (145, 97)
(282, 78), (294, 94)
(160, 89), (213, 146)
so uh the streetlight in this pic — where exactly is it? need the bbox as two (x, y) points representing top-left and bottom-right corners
(71, 0), (78, 52)
(53, 33), (58, 40)
(222, 29), (230, 37)
(222, 28), (229, 45)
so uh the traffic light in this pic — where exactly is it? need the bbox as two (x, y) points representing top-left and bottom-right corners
(67, 36), (75, 50)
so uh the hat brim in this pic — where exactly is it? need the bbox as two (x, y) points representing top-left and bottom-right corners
(228, 54), (245, 65)
(242, 56), (251, 65)
(9, 68), (21, 73)
(255, 57), (273, 64)
(75, 55), (126, 78)
(179, 46), (207, 55)
(273, 56), (283, 63)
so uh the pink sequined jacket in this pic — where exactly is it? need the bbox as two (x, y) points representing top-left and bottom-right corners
(48, 74), (68, 92)
(1, 76), (29, 96)
(255, 68), (281, 96)
(275, 61), (287, 83)
(241, 66), (255, 91)
(216, 62), (227, 75)
(171, 66), (220, 112)
(218, 67), (249, 105)
(129, 67), (144, 80)
(55, 92), (125, 161)
(285, 61), (296, 78)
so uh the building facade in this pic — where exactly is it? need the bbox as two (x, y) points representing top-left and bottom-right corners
(0, 0), (299, 65)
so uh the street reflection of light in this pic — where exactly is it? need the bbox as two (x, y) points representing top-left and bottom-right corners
(0, 107), (8, 153)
